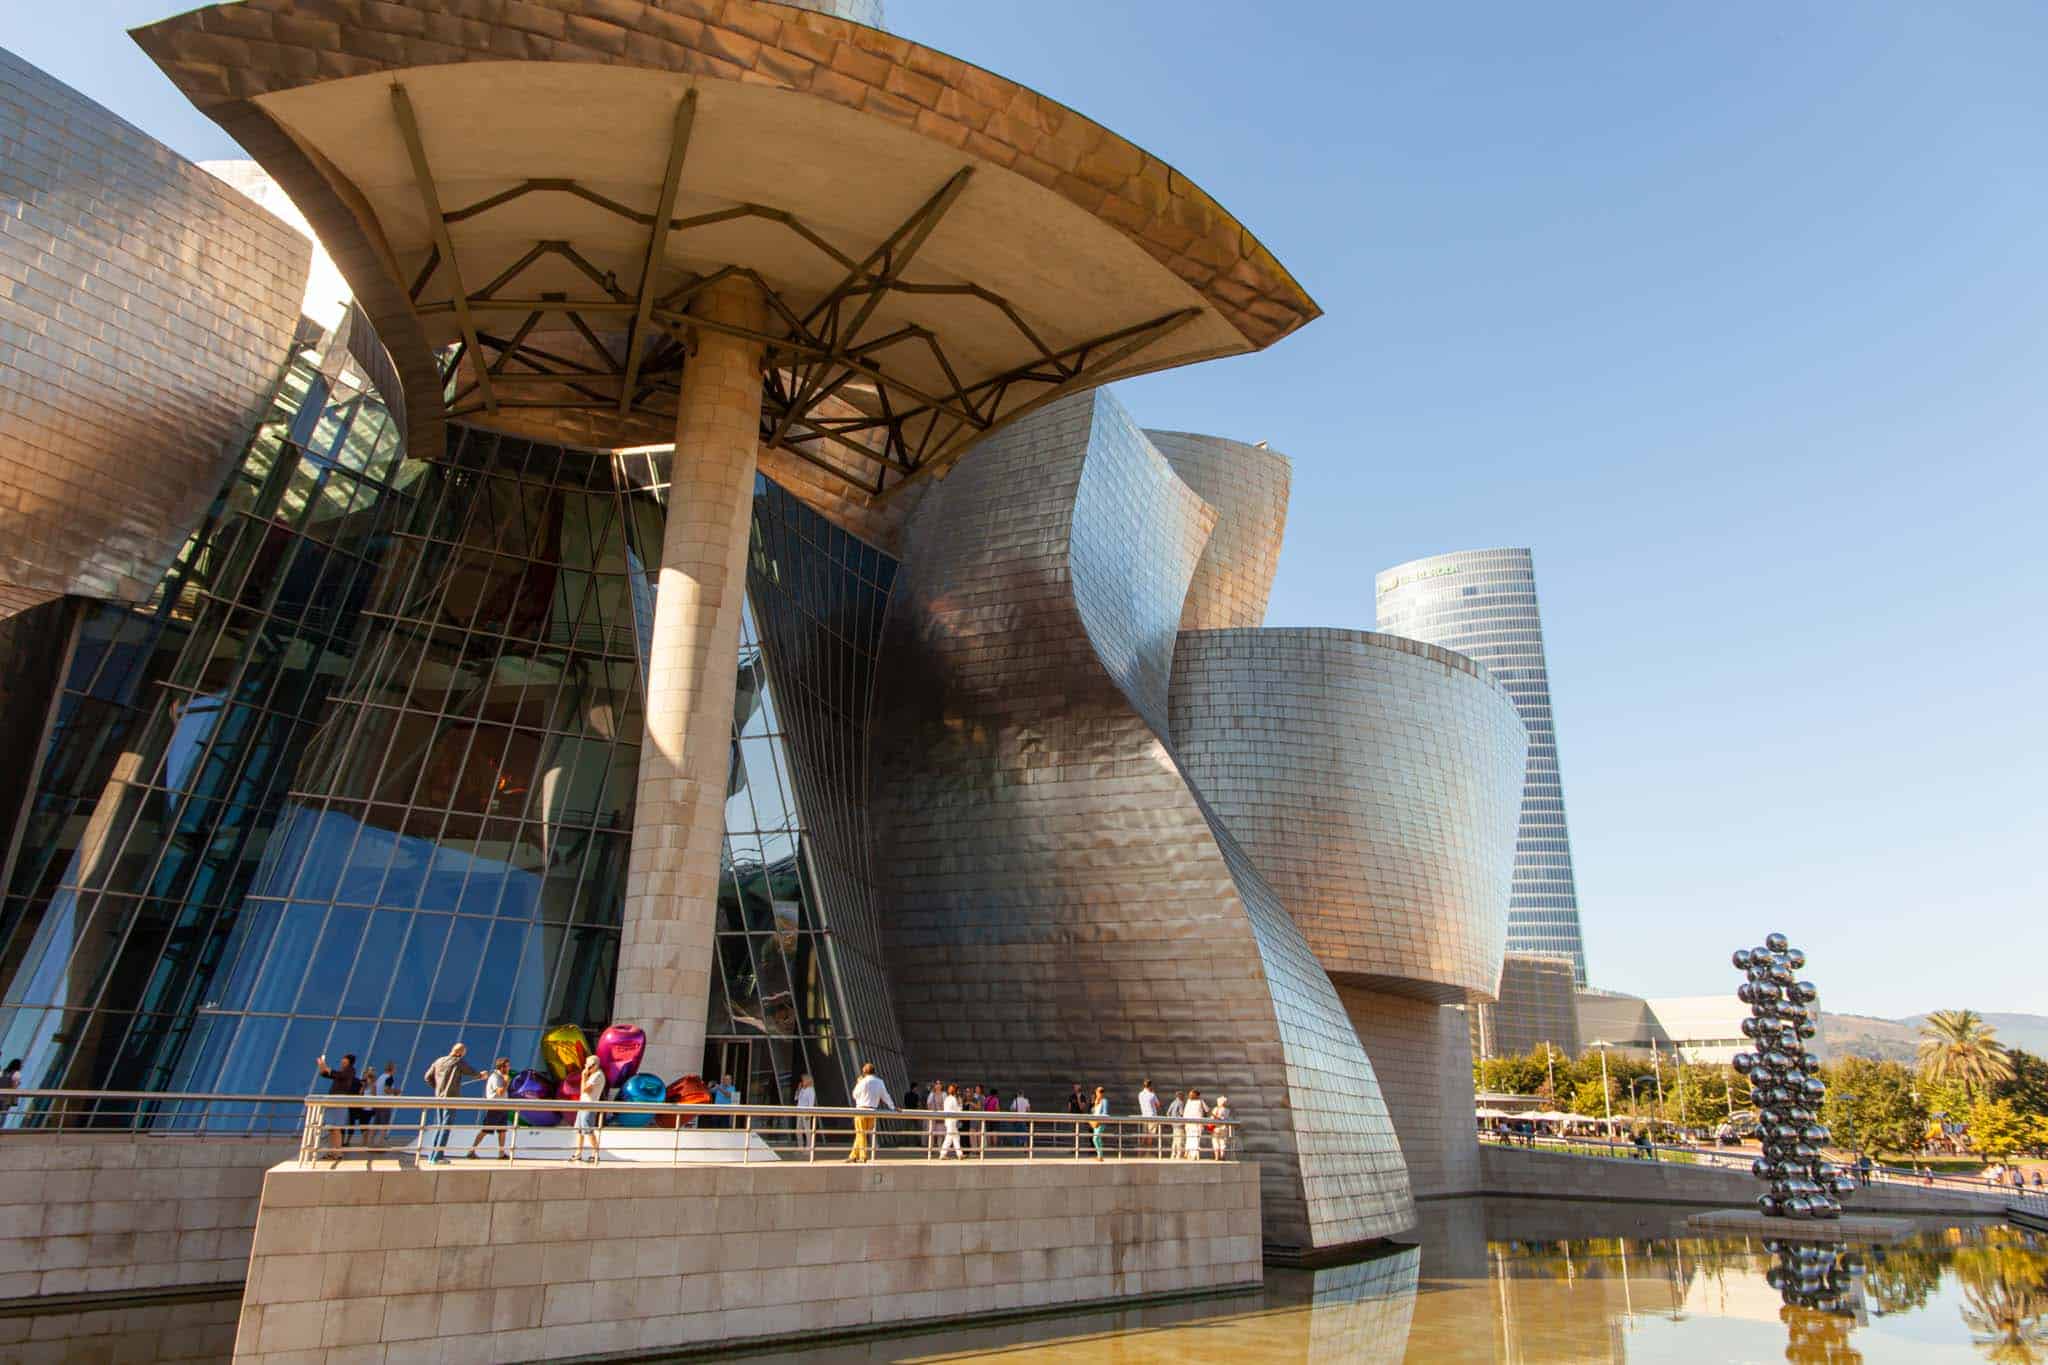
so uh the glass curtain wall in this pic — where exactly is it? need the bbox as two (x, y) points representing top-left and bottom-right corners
(0, 331), (408, 1093)
(171, 426), (654, 1097)
(0, 366), (899, 1110)
(724, 478), (905, 1102)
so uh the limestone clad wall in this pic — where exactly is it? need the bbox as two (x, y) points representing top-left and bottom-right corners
(0, 1134), (292, 1299)
(233, 1158), (1262, 1363)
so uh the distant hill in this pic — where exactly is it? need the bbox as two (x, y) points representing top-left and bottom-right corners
(1823, 1014), (1919, 1063)
(1824, 1011), (2048, 1062)
(1900, 1012), (2048, 1057)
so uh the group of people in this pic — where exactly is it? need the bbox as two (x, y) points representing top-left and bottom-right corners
(317, 1044), (611, 1165)
(882, 1078), (1232, 1161)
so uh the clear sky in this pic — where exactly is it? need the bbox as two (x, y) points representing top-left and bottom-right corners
(9, 3), (2046, 1019)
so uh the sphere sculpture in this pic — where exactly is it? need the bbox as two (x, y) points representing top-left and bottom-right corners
(510, 1069), (560, 1126)
(1731, 932), (1854, 1219)
(615, 1073), (667, 1128)
(595, 1024), (645, 1089)
(1765, 1238), (1857, 1317)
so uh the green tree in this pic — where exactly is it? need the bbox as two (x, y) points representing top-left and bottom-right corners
(1570, 1076), (1613, 1118)
(1969, 1098), (2036, 1162)
(1820, 1057), (1927, 1157)
(1667, 1063), (1738, 1128)
(1919, 1009), (2017, 1101)
(1991, 1049), (2048, 1121)
(1475, 1045), (1562, 1097)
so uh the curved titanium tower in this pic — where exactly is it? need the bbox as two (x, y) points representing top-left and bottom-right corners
(1374, 549), (1587, 984)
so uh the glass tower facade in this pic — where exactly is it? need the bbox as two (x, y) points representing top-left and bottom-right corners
(1374, 548), (1587, 984)
(0, 324), (902, 1111)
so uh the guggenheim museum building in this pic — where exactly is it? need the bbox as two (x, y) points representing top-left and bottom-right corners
(0, 0), (1530, 1257)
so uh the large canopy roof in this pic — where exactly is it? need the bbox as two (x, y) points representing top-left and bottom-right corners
(135, 0), (1320, 499)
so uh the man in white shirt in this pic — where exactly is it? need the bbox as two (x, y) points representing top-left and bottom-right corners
(848, 1063), (894, 1163)
(1010, 1090), (1031, 1153)
(1138, 1080), (1160, 1157)
(926, 1079), (946, 1158)
(1182, 1089), (1208, 1159)
(795, 1072), (817, 1156)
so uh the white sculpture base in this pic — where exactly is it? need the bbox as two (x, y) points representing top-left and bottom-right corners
(414, 1124), (778, 1164)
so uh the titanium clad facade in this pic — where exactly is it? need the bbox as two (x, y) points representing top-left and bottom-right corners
(0, 47), (309, 617)
(871, 388), (1414, 1254)
(1147, 432), (1291, 631)
(778, 0), (886, 25)
(1168, 629), (1525, 1004)
(1375, 548), (1589, 983)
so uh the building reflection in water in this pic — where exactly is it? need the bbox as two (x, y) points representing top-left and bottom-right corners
(748, 1202), (2048, 1365)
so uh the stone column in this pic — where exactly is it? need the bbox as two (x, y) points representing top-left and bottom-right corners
(618, 278), (766, 1074)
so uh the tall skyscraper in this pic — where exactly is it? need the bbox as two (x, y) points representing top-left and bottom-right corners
(1375, 549), (1588, 984)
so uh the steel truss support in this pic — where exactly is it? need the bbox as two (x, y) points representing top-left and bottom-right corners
(400, 138), (1197, 496)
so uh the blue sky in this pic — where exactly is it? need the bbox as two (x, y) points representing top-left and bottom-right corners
(11, 3), (2046, 1019)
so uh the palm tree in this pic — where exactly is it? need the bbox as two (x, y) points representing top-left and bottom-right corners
(1918, 1009), (2016, 1099)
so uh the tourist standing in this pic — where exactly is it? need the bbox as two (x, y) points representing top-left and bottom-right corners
(940, 1084), (965, 1159)
(1089, 1086), (1109, 1160)
(573, 1054), (605, 1164)
(0, 1057), (19, 1121)
(797, 1072), (818, 1156)
(1210, 1097), (1233, 1160)
(1066, 1084), (1089, 1156)
(420, 1044), (483, 1165)
(926, 1080), (946, 1158)
(1139, 1080), (1160, 1156)
(1183, 1089), (1208, 1159)
(1011, 1089), (1032, 1152)
(848, 1062), (893, 1163)
(314, 1052), (360, 1154)
(466, 1058), (513, 1160)
(1167, 1091), (1187, 1159)
(982, 1088), (1002, 1156)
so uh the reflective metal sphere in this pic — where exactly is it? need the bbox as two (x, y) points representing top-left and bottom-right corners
(1765, 932), (1789, 952)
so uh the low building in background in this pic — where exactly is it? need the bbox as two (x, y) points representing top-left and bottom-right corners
(1576, 991), (1806, 1065)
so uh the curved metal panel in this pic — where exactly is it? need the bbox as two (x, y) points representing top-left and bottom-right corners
(1147, 430), (1291, 631)
(871, 388), (1413, 1253)
(772, 0), (886, 26)
(1376, 547), (1588, 982)
(0, 49), (310, 616)
(1169, 628), (1526, 1003)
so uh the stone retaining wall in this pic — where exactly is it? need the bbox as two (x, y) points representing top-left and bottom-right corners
(1478, 1144), (2013, 1216)
(0, 1135), (292, 1299)
(237, 1158), (1263, 1363)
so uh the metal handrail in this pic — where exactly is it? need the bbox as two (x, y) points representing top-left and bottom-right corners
(289, 1093), (1240, 1167)
(0, 1088), (1240, 1166)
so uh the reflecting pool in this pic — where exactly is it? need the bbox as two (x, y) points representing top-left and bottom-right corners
(761, 1200), (2044, 1364)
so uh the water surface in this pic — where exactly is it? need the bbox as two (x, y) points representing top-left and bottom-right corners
(763, 1199), (2045, 1364)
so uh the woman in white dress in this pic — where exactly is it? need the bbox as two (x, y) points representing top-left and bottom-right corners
(1182, 1088), (1208, 1159)
(940, 1084), (965, 1159)
(1209, 1096), (1232, 1160)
